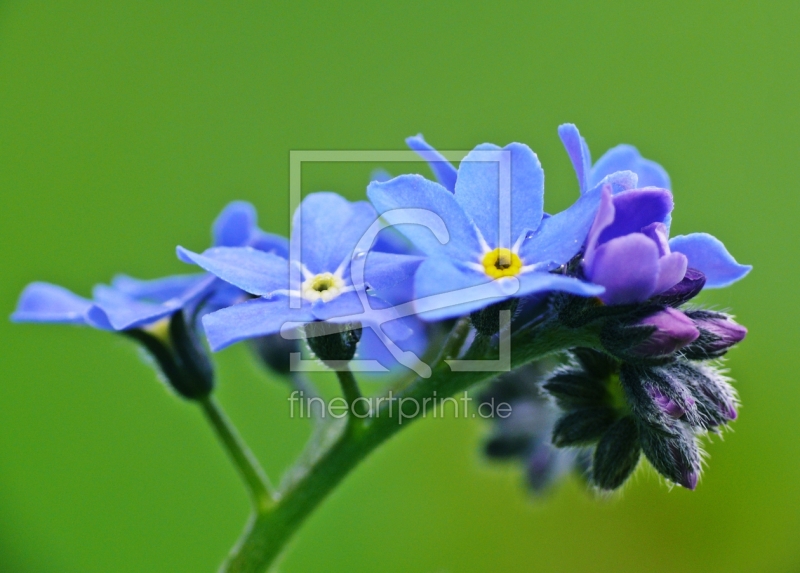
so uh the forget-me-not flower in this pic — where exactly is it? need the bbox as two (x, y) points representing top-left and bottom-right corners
(12, 201), (285, 333)
(559, 124), (751, 303)
(369, 139), (624, 320)
(178, 192), (423, 355)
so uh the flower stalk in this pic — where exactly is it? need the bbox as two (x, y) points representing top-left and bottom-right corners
(219, 316), (598, 573)
(199, 396), (275, 513)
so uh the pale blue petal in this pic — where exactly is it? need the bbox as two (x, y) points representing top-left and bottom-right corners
(177, 246), (289, 296)
(11, 282), (94, 325)
(454, 143), (544, 248)
(406, 134), (458, 192)
(202, 297), (314, 351)
(311, 292), (413, 342)
(111, 273), (207, 303)
(291, 193), (378, 274)
(213, 201), (258, 247)
(91, 284), (179, 330)
(355, 318), (429, 374)
(516, 272), (604, 299)
(249, 231), (290, 258)
(669, 233), (751, 288)
(360, 252), (424, 293)
(370, 168), (392, 183)
(558, 124), (592, 195)
(368, 174), (482, 260)
(519, 183), (604, 266)
(412, 258), (508, 321)
(310, 291), (367, 322)
(589, 144), (671, 190)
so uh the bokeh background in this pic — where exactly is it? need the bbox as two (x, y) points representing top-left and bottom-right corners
(0, 2), (796, 572)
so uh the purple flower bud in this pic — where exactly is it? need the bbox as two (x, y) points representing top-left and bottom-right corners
(651, 268), (706, 307)
(682, 310), (748, 360)
(647, 385), (694, 419)
(632, 308), (700, 357)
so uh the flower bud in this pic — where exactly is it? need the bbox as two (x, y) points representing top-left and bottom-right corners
(591, 416), (641, 491)
(667, 361), (738, 428)
(651, 268), (706, 307)
(682, 310), (747, 359)
(304, 321), (362, 366)
(638, 419), (701, 490)
(631, 308), (700, 358)
(470, 298), (519, 337)
(552, 407), (617, 447)
(123, 310), (214, 400)
(249, 333), (300, 376)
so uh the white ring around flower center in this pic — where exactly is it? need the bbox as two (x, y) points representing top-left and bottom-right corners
(301, 272), (346, 303)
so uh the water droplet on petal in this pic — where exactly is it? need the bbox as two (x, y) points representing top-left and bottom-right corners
(352, 250), (367, 260)
(524, 230), (537, 240)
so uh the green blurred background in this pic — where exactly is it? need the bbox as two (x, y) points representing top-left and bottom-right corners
(0, 1), (796, 571)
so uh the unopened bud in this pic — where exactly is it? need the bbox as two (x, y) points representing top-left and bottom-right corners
(591, 416), (641, 491)
(631, 308), (700, 358)
(304, 321), (362, 366)
(124, 310), (214, 400)
(682, 310), (747, 360)
(249, 333), (300, 376)
(638, 419), (701, 490)
(552, 407), (617, 447)
(651, 268), (706, 307)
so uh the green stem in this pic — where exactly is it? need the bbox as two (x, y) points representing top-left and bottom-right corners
(199, 396), (275, 513)
(335, 367), (368, 418)
(220, 319), (599, 573)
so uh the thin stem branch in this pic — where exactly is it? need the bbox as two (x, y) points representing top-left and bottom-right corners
(199, 395), (275, 513)
(220, 318), (601, 573)
(336, 367), (368, 418)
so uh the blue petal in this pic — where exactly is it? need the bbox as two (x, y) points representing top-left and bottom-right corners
(360, 252), (424, 293)
(589, 144), (671, 190)
(111, 273), (207, 303)
(519, 182), (604, 266)
(177, 246), (289, 295)
(11, 282), (95, 326)
(310, 291), (368, 321)
(311, 291), (413, 342)
(516, 272), (604, 300)
(213, 201), (258, 247)
(406, 134), (458, 193)
(454, 143), (544, 248)
(412, 257), (511, 321)
(368, 174), (482, 260)
(558, 124), (592, 195)
(248, 230), (290, 258)
(202, 297), (314, 351)
(598, 189), (673, 245)
(355, 318), (429, 374)
(370, 168), (392, 183)
(587, 234), (661, 305)
(91, 284), (179, 330)
(668, 233), (751, 288)
(291, 193), (380, 274)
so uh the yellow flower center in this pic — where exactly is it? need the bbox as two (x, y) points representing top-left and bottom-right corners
(143, 317), (171, 345)
(481, 248), (523, 279)
(301, 272), (345, 302)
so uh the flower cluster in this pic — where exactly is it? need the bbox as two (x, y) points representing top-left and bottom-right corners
(12, 123), (750, 493)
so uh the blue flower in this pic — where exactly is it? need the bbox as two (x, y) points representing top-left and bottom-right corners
(178, 192), (423, 355)
(560, 123), (751, 302)
(12, 201), (285, 332)
(557, 123), (671, 196)
(370, 139), (619, 321)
